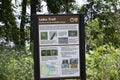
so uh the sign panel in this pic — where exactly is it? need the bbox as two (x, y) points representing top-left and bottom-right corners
(33, 14), (85, 80)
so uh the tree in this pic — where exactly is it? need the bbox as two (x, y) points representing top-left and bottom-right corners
(45, 0), (76, 14)
(20, 0), (27, 46)
(0, 0), (19, 45)
(80, 0), (120, 22)
(86, 44), (120, 79)
(79, 0), (120, 52)
(30, 0), (38, 43)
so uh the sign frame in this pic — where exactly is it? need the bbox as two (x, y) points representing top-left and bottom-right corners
(33, 14), (86, 80)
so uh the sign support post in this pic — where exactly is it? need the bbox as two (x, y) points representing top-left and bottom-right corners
(80, 14), (86, 80)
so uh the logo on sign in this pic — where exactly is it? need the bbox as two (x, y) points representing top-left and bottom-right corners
(70, 18), (78, 22)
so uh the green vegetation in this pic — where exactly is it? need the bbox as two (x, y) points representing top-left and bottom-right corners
(86, 45), (120, 80)
(0, 45), (33, 80)
(0, 0), (120, 80)
(1, 43), (120, 80)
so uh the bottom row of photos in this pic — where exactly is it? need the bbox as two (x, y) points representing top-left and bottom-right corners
(62, 58), (78, 68)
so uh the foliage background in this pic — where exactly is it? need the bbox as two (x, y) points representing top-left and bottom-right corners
(0, 0), (120, 80)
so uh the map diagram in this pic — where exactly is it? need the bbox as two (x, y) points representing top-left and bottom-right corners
(41, 64), (58, 76)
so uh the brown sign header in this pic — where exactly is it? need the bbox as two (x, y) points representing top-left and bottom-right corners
(38, 15), (80, 24)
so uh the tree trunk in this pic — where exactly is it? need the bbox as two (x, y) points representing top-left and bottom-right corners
(20, 0), (27, 46)
(30, 0), (38, 42)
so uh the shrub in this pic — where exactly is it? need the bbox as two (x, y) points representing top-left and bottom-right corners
(86, 44), (120, 80)
(0, 45), (34, 80)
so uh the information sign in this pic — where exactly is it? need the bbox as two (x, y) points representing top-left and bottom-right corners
(33, 14), (85, 80)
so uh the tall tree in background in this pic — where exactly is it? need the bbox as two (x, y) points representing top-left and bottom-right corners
(62, 0), (76, 13)
(80, 0), (120, 22)
(45, 0), (76, 14)
(0, 0), (19, 45)
(30, 0), (38, 42)
(79, 0), (120, 51)
(0, 0), (2, 22)
(0, 0), (119, 49)
(20, 0), (27, 46)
